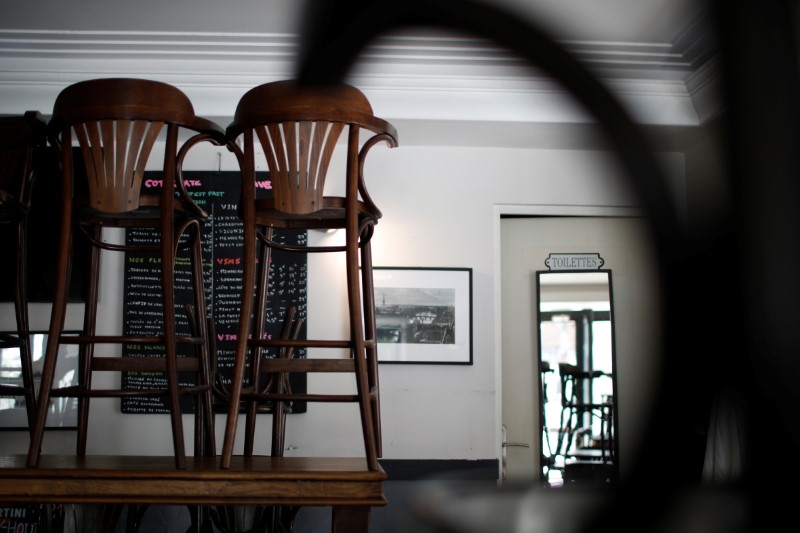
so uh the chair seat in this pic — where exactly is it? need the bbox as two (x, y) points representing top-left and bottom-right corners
(253, 196), (380, 230)
(75, 196), (208, 227)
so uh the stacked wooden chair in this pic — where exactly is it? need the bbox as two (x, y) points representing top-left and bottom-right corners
(220, 80), (398, 471)
(26, 78), (225, 468)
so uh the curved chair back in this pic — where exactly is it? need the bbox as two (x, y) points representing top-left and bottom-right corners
(228, 80), (397, 217)
(50, 78), (220, 215)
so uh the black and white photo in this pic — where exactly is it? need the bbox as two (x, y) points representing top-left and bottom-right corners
(373, 267), (472, 364)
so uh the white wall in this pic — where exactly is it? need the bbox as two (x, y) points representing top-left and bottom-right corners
(0, 0), (702, 466)
(0, 134), (684, 461)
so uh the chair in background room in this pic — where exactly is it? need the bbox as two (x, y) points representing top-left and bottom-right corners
(556, 363), (615, 471)
(26, 78), (225, 468)
(0, 111), (48, 433)
(220, 80), (398, 470)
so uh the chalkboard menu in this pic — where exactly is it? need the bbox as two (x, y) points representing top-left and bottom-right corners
(121, 171), (307, 414)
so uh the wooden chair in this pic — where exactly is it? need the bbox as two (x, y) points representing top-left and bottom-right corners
(26, 78), (225, 469)
(0, 111), (47, 432)
(556, 363), (615, 465)
(220, 80), (398, 470)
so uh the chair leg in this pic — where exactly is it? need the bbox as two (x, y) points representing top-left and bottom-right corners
(360, 238), (382, 458)
(344, 224), (378, 472)
(27, 215), (75, 467)
(244, 232), (272, 457)
(220, 206), (258, 469)
(14, 217), (37, 433)
(269, 306), (301, 458)
(162, 230), (186, 469)
(77, 225), (102, 456)
(185, 302), (213, 459)
(185, 304), (204, 456)
(190, 226), (216, 457)
(270, 392), (287, 458)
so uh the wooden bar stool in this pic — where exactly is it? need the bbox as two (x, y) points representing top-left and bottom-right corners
(221, 80), (398, 470)
(26, 78), (225, 468)
(0, 111), (48, 433)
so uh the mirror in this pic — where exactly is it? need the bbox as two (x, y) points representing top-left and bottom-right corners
(537, 270), (619, 488)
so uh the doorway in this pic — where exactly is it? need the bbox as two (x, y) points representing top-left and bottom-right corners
(499, 215), (661, 484)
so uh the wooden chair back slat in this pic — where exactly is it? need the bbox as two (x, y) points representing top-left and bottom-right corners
(254, 120), (344, 215)
(298, 121), (312, 196)
(316, 121), (344, 196)
(113, 120), (130, 191)
(72, 119), (163, 213)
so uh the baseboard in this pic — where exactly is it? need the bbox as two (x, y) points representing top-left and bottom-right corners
(378, 459), (498, 481)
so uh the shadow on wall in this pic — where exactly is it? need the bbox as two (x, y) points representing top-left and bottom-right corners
(290, 0), (800, 532)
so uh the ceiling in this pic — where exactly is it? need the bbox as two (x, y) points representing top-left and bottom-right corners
(0, 0), (720, 150)
(489, 0), (705, 43)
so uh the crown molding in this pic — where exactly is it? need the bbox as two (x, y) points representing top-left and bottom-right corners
(0, 27), (720, 147)
(0, 27), (711, 75)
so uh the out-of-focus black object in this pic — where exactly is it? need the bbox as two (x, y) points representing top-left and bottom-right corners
(294, 0), (800, 531)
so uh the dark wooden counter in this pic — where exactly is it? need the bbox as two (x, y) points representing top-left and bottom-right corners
(0, 455), (386, 532)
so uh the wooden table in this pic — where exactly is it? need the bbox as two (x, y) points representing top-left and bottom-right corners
(0, 455), (386, 532)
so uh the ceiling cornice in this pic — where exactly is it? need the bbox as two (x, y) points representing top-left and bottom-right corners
(0, 19), (721, 149)
(0, 26), (713, 76)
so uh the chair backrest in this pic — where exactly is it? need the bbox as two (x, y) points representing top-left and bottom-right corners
(559, 363), (585, 407)
(559, 362), (609, 407)
(50, 78), (221, 214)
(0, 111), (47, 214)
(227, 80), (398, 215)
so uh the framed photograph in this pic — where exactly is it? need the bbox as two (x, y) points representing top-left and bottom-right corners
(0, 331), (79, 429)
(373, 267), (473, 364)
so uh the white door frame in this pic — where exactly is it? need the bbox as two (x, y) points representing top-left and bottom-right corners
(492, 204), (646, 482)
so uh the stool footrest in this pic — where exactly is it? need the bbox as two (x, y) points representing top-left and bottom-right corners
(258, 358), (356, 373)
(60, 335), (205, 346)
(249, 339), (376, 349)
(0, 384), (31, 395)
(242, 392), (360, 403)
(90, 357), (203, 372)
(49, 385), (212, 398)
(0, 333), (26, 349)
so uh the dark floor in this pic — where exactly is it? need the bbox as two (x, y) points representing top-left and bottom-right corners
(98, 480), (488, 532)
(1, 460), (498, 533)
(13, 478), (751, 533)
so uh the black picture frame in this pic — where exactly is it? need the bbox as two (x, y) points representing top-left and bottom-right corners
(373, 267), (473, 365)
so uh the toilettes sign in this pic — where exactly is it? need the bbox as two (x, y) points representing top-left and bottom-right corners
(545, 253), (604, 270)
